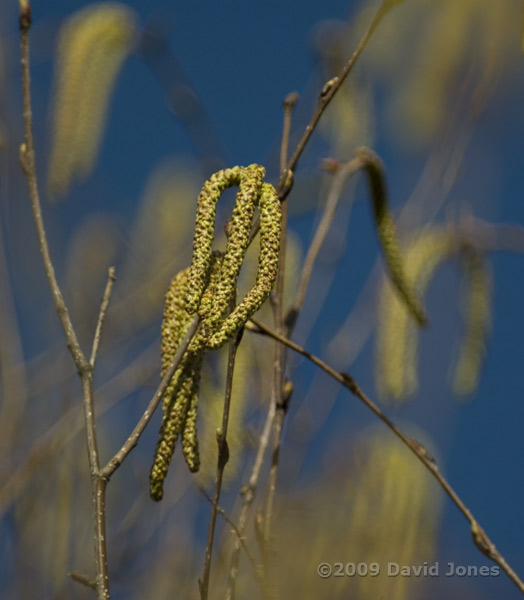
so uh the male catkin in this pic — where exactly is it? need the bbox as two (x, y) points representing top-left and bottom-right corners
(150, 166), (281, 500)
(356, 146), (427, 327)
(48, 3), (137, 197)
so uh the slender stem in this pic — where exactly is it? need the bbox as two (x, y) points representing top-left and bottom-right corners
(19, 13), (88, 375)
(200, 324), (243, 600)
(280, 92), (298, 174)
(90, 267), (116, 367)
(19, 9), (110, 598)
(225, 394), (276, 600)
(80, 372), (109, 600)
(93, 474), (109, 597)
(262, 94), (299, 563)
(287, 157), (362, 329)
(101, 316), (200, 479)
(248, 318), (524, 596)
(277, 4), (386, 193)
(68, 571), (97, 589)
(198, 486), (263, 585)
(247, 2), (387, 244)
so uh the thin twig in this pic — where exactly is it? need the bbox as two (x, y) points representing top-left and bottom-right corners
(280, 92), (299, 174)
(248, 317), (524, 596)
(18, 3), (88, 374)
(286, 157), (362, 329)
(276, 1), (389, 194)
(199, 321), (243, 600)
(68, 570), (97, 590)
(90, 267), (116, 367)
(100, 316), (200, 479)
(198, 486), (263, 585)
(19, 8), (110, 598)
(247, 0), (389, 246)
(225, 393), (276, 600)
(0, 342), (158, 518)
(262, 94), (299, 567)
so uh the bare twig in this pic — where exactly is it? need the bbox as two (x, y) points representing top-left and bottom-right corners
(199, 320), (243, 600)
(198, 486), (263, 585)
(225, 393), (276, 600)
(101, 316), (200, 479)
(262, 93), (299, 567)
(286, 157), (362, 329)
(248, 317), (524, 596)
(280, 92), (299, 174)
(68, 570), (97, 590)
(277, 1), (391, 193)
(247, 0), (390, 246)
(90, 267), (116, 367)
(19, 8), (109, 598)
(18, 4), (88, 375)
(0, 342), (158, 518)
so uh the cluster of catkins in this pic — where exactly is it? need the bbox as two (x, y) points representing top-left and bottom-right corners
(150, 165), (281, 501)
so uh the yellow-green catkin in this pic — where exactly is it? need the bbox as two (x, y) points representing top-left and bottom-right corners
(207, 182), (281, 348)
(376, 227), (459, 401)
(345, 426), (442, 600)
(185, 166), (261, 315)
(150, 349), (204, 501)
(150, 269), (199, 500)
(150, 166), (281, 500)
(48, 3), (137, 197)
(356, 147), (427, 327)
(452, 251), (492, 396)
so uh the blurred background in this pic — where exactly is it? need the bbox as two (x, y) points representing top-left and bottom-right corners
(1, 0), (524, 598)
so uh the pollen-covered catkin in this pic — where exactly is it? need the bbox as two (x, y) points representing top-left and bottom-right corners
(356, 146), (427, 327)
(161, 268), (192, 375)
(185, 166), (264, 314)
(150, 165), (281, 500)
(206, 182), (281, 348)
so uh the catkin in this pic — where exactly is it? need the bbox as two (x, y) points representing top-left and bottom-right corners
(207, 182), (281, 348)
(376, 227), (459, 401)
(150, 166), (281, 500)
(346, 426), (442, 600)
(452, 251), (492, 396)
(356, 147), (427, 326)
(185, 166), (263, 314)
(48, 3), (137, 197)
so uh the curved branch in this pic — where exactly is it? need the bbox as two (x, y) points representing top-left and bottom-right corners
(248, 317), (524, 596)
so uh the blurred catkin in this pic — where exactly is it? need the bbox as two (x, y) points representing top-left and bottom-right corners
(357, 147), (427, 327)
(376, 227), (459, 401)
(357, 0), (514, 148)
(48, 3), (137, 197)
(451, 251), (492, 396)
(345, 427), (442, 600)
(274, 426), (441, 600)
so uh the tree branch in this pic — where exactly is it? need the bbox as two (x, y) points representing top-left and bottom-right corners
(100, 316), (200, 479)
(200, 324), (243, 600)
(247, 317), (524, 596)
(90, 267), (116, 367)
